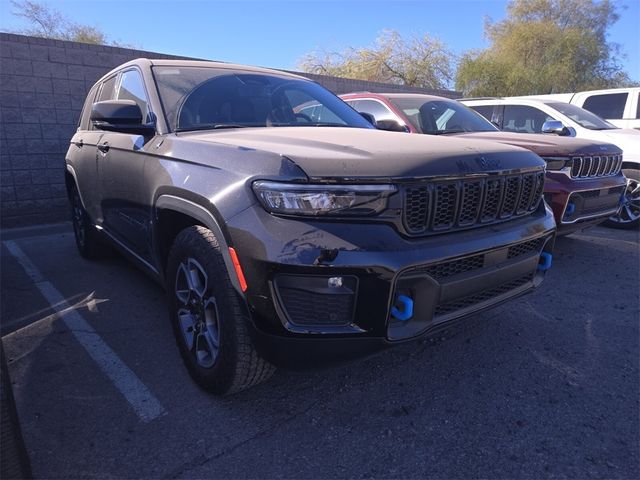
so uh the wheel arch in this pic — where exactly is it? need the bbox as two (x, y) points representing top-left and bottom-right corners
(621, 161), (640, 172)
(154, 195), (245, 295)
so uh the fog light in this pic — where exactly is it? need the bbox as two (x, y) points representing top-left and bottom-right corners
(328, 276), (343, 288)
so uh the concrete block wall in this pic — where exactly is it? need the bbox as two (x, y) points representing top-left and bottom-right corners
(0, 33), (460, 227)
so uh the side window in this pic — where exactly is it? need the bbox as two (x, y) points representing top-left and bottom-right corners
(117, 70), (150, 122)
(470, 105), (494, 122)
(350, 99), (397, 123)
(502, 105), (554, 133)
(89, 76), (117, 131)
(582, 93), (628, 120)
(78, 84), (98, 130)
(636, 96), (640, 119)
(97, 76), (117, 102)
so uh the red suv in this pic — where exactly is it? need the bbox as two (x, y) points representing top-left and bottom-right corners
(338, 93), (626, 235)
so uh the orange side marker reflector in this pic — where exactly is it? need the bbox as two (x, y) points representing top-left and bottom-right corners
(228, 247), (248, 292)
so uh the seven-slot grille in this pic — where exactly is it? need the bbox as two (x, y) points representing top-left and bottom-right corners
(403, 171), (545, 235)
(570, 155), (622, 178)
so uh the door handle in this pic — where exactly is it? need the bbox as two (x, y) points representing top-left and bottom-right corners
(97, 142), (109, 153)
(72, 139), (84, 148)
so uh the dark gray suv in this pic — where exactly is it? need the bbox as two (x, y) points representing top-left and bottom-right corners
(66, 59), (556, 394)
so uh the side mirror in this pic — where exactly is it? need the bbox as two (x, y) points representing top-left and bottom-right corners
(542, 120), (570, 136)
(91, 100), (155, 135)
(375, 119), (409, 133)
(359, 112), (376, 125)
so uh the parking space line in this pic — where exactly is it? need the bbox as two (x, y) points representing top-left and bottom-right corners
(3, 240), (166, 423)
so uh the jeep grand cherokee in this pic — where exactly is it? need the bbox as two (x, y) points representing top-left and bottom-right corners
(341, 92), (626, 235)
(66, 59), (556, 394)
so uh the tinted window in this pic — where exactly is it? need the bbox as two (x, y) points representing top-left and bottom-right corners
(470, 105), (494, 122)
(390, 97), (498, 134)
(97, 76), (117, 101)
(636, 96), (640, 119)
(153, 66), (372, 131)
(502, 105), (555, 133)
(546, 102), (617, 130)
(117, 70), (150, 122)
(349, 99), (398, 123)
(582, 93), (628, 119)
(78, 84), (98, 130)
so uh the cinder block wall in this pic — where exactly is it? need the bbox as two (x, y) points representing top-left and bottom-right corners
(0, 33), (460, 227)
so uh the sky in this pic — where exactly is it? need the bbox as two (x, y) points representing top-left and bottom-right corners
(0, 0), (638, 83)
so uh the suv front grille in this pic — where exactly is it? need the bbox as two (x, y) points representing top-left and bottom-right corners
(570, 155), (622, 178)
(403, 171), (544, 235)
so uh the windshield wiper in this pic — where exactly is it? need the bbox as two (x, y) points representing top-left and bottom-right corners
(175, 124), (252, 133)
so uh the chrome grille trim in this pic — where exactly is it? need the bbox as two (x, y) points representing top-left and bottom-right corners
(570, 155), (622, 178)
(403, 171), (545, 236)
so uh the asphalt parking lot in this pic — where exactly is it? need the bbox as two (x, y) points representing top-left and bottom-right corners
(1, 222), (638, 479)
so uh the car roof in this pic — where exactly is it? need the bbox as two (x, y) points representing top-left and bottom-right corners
(341, 92), (454, 102)
(95, 58), (309, 85)
(460, 97), (572, 107)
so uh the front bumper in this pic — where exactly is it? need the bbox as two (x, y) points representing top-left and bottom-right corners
(544, 172), (626, 235)
(227, 202), (556, 361)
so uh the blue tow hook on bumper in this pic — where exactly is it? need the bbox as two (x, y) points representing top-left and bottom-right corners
(391, 295), (414, 322)
(565, 202), (576, 215)
(538, 252), (553, 271)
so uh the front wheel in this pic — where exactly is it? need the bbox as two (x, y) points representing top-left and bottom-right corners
(166, 226), (275, 395)
(604, 168), (640, 229)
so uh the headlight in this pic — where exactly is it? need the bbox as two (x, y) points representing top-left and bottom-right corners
(542, 157), (570, 171)
(252, 181), (396, 216)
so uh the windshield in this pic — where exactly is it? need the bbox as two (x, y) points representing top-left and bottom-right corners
(389, 97), (499, 134)
(152, 66), (373, 132)
(546, 102), (618, 130)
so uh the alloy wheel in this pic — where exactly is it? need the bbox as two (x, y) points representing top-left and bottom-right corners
(609, 176), (640, 225)
(71, 191), (86, 247)
(174, 258), (220, 368)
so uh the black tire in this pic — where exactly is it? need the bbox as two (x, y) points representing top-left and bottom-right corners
(604, 168), (640, 230)
(69, 185), (105, 259)
(166, 226), (275, 395)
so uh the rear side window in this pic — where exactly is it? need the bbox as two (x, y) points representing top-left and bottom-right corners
(117, 70), (150, 122)
(97, 76), (117, 101)
(582, 93), (628, 119)
(502, 105), (554, 133)
(636, 96), (640, 119)
(470, 105), (494, 122)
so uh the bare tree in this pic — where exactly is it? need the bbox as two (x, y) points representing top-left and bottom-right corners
(298, 30), (455, 90)
(9, 0), (132, 46)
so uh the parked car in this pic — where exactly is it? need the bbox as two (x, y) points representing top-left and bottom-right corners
(515, 88), (640, 130)
(66, 59), (555, 394)
(461, 97), (640, 228)
(340, 92), (627, 235)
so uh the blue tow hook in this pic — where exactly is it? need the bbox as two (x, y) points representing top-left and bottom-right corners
(391, 295), (414, 322)
(565, 202), (576, 215)
(538, 252), (553, 271)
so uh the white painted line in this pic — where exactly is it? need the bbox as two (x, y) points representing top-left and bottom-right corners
(3, 240), (166, 423)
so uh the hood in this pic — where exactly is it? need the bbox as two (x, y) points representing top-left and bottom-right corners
(456, 131), (621, 157)
(584, 128), (640, 162)
(180, 127), (544, 180)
